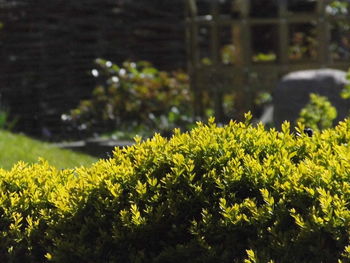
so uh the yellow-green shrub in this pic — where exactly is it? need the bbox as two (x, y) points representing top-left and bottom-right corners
(297, 93), (337, 131)
(1, 115), (350, 262)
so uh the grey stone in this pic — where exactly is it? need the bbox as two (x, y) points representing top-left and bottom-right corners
(258, 104), (274, 125)
(273, 68), (350, 128)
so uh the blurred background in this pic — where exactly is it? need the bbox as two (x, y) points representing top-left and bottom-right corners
(0, 0), (349, 147)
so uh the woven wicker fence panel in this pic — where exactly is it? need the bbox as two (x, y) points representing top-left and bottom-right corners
(0, 0), (185, 138)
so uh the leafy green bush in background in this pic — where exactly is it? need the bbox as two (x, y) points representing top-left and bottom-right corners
(2, 115), (350, 262)
(297, 93), (337, 131)
(298, 69), (350, 131)
(340, 70), (350, 100)
(0, 108), (17, 131)
(63, 59), (193, 139)
(63, 59), (275, 140)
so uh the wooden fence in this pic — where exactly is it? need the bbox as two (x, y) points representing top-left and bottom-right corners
(0, 0), (186, 138)
(185, 0), (350, 121)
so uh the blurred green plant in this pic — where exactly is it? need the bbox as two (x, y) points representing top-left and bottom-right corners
(63, 59), (193, 138)
(254, 91), (273, 106)
(252, 52), (276, 62)
(288, 30), (318, 61)
(326, 1), (349, 16)
(0, 95), (17, 131)
(0, 109), (17, 131)
(340, 69), (350, 99)
(221, 44), (236, 65)
(297, 93), (337, 131)
(327, 1), (350, 60)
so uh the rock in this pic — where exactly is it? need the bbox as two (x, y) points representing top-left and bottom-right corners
(273, 68), (350, 128)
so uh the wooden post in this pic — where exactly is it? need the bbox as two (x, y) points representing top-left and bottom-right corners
(316, 0), (330, 66)
(186, 0), (203, 118)
(210, 0), (226, 122)
(231, 0), (251, 120)
(210, 0), (219, 65)
(241, 1), (252, 115)
(278, 0), (289, 73)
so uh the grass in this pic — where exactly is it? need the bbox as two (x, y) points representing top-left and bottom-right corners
(0, 130), (98, 170)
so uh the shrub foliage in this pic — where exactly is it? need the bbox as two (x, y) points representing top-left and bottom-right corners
(1, 115), (350, 262)
(64, 59), (192, 138)
(297, 93), (337, 131)
(341, 69), (350, 100)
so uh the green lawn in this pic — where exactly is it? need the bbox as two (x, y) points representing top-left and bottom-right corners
(0, 130), (98, 170)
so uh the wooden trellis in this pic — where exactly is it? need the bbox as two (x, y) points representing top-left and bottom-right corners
(185, 0), (350, 121)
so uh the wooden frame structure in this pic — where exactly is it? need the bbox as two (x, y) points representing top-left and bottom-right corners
(185, 0), (350, 121)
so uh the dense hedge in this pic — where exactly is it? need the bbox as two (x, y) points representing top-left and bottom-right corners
(1, 115), (350, 262)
